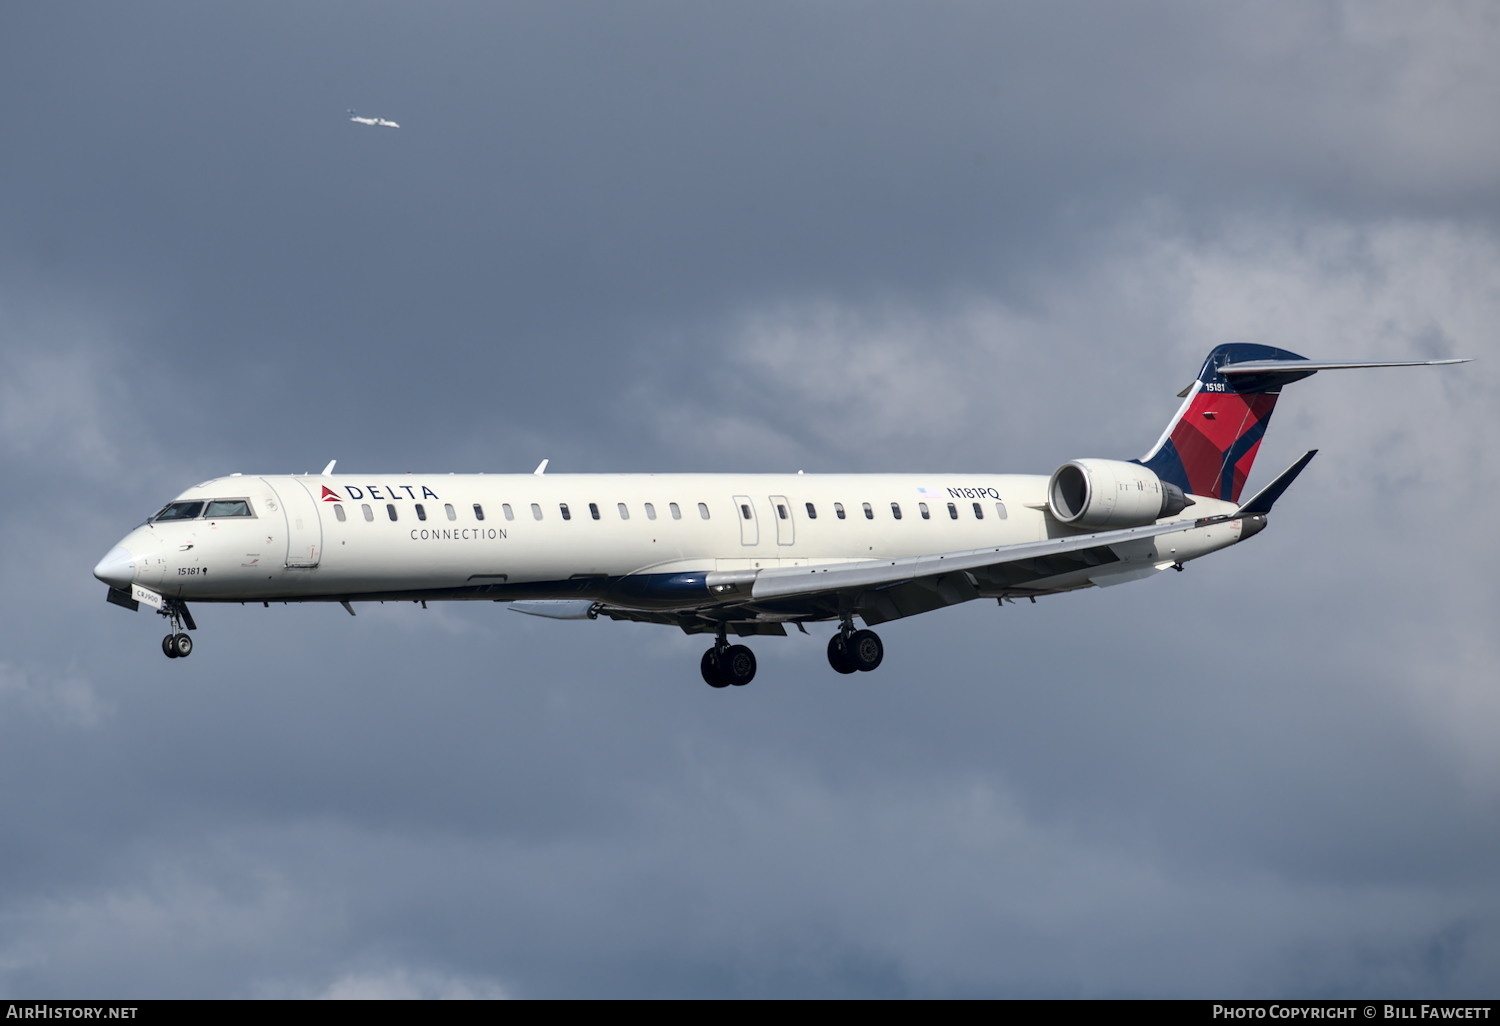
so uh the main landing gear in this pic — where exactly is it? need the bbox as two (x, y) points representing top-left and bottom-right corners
(698, 619), (886, 688)
(827, 619), (883, 675)
(159, 600), (197, 659)
(700, 631), (757, 688)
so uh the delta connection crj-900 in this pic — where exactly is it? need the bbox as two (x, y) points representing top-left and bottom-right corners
(94, 344), (1466, 687)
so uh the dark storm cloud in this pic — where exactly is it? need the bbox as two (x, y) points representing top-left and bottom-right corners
(2, 0), (1496, 999)
(8, 1), (1496, 456)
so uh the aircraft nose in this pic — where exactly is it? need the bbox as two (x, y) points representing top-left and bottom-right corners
(93, 545), (136, 589)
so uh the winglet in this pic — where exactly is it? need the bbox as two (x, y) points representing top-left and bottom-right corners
(1235, 450), (1317, 517)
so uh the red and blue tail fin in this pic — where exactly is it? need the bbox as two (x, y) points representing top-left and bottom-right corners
(1135, 343), (1313, 503)
(1136, 344), (1468, 503)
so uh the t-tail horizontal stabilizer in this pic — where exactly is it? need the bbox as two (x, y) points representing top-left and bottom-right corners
(1220, 357), (1470, 375)
(1210, 355), (1472, 394)
(1235, 450), (1317, 517)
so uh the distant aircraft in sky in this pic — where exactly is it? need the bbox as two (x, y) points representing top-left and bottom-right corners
(347, 108), (399, 128)
(94, 345), (1466, 686)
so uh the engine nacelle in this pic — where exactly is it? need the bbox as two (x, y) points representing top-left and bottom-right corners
(1047, 459), (1190, 529)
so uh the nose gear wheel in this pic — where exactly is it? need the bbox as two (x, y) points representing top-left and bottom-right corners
(158, 600), (197, 659)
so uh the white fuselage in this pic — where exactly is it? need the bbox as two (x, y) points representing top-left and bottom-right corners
(101, 472), (1244, 612)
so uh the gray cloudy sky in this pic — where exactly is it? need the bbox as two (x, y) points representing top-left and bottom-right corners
(3, 0), (1498, 999)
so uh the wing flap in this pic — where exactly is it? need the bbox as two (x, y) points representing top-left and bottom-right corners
(846, 571), (984, 626)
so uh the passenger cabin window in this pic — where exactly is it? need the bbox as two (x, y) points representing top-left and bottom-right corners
(890, 502), (902, 520)
(560, 503), (571, 521)
(645, 502), (657, 520)
(153, 501), (203, 522)
(972, 502), (984, 519)
(531, 503), (543, 521)
(474, 504), (485, 521)
(444, 503), (456, 521)
(387, 504), (398, 521)
(995, 501), (1007, 519)
(835, 502), (846, 520)
(204, 499), (252, 518)
(862, 502), (874, 520)
(503, 503), (515, 521)
(415, 503), (427, 521)
(333, 505), (347, 523)
(362, 504), (374, 522)
(670, 502), (682, 520)
(947, 503), (958, 520)
(919, 502), (930, 520)
(805, 502), (817, 519)
(617, 502), (629, 520)
(589, 502), (601, 520)
(698, 502), (710, 520)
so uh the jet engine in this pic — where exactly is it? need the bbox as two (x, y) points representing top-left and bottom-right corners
(1047, 459), (1190, 529)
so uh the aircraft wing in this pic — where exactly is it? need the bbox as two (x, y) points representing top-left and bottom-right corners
(572, 513), (1238, 636)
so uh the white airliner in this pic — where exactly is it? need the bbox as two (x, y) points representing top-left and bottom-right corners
(347, 108), (399, 128)
(94, 345), (1464, 686)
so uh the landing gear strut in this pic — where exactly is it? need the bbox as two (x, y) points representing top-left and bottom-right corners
(700, 629), (757, 688)
(159, 600), (196, 659)
(827, 617), (883, 675)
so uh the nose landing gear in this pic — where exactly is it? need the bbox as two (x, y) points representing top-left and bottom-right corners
(158, 600), (197, 659)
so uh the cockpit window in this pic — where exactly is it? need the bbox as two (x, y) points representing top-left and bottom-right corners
(153, 498), (254, 522)
(153, 501), (204, 522)
(204, 499), (253, 518)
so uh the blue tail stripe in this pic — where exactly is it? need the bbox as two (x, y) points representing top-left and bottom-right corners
(1138, 443), (1188, 494)
(1218, 415), (1270, 500)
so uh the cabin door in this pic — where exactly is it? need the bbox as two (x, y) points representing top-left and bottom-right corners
(768, 494), (794, 546)
(732, 494), (759, 546)
(263, 478), (323, 568)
